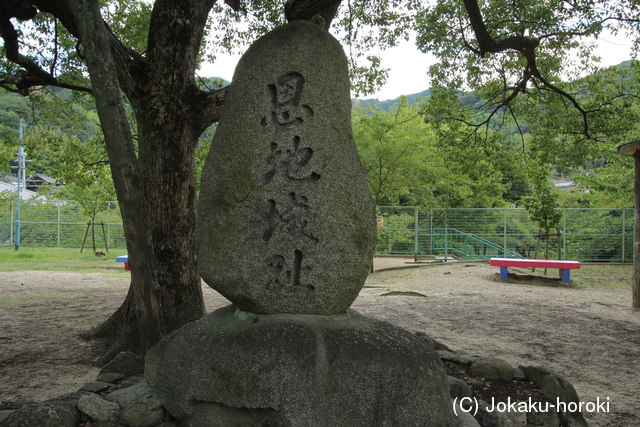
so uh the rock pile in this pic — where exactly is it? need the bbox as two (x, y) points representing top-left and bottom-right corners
(0, 343), (590, 427)
(417, 334), (590, 427)
(0, 352), (170, 427)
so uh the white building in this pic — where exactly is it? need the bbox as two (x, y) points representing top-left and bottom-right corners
(0, 181), (39, 200)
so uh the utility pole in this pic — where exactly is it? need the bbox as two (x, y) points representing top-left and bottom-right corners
(14, 112), (26, 251)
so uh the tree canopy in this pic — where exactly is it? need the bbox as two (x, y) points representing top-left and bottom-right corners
(354, 97), (513, 209)
(417, 0), (640, 141)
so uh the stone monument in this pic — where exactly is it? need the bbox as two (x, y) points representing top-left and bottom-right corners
(195, 18), (376, 315)
(145, 20), (456, 426)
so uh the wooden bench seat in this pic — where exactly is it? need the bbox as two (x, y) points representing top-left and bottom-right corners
(490, 257), (581, 283)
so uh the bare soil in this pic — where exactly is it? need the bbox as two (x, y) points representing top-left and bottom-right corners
(0, 258), (639, 426)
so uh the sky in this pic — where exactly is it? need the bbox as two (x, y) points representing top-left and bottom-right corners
(199, 31), (635, 102)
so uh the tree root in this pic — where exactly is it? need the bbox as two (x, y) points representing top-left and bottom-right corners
(82, 288), (142, 365)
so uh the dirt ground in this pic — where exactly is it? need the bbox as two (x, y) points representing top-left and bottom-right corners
(1, 258), (639, 426)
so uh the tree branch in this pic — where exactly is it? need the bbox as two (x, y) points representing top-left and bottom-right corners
(460, 0), (611, 140)
(193, 85), (229, 137)
(0, 0), (37, 20)
(0, 0), (145, 97)
(284, 0), (342, 29)
(527, 61), (593, 138)
(462, 0), (540, 57)
(34, 0), (140, 96)
(0, 11), (92, 95)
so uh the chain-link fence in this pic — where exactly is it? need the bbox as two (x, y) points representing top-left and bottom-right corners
(376, 206), (634, 262)
(0, 201), (634, 262)
(0, 200), (125, 250)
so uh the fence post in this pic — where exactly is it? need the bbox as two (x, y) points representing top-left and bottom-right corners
(429, 210), (433, 255)
(107, 201), (111, 251)
(9, 201), (14, 246)
(622, 208), (626, 262)
(562, 209), (567, 260)
(464, 232), (468, 259)
(414, 207), (419, 261)
(444, 209), (448, 262)
(503, 208), (507, 256)
(57, 202), (61, 247)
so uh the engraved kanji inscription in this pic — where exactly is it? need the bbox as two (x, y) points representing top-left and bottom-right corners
(265, 250), (314, 291)
(265, 255), (285, 290)
(263, 192), (318, 245)
(264, 136), (321, 184)
(261, 72), (314, 128)
(260, 72), (320, 294)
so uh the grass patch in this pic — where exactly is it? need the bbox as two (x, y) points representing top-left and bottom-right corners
(0, 292), (73, 309)
(579, 282), (629, 288)
(572, 263), (632, 288)
(0, 247), (128, 273)
(15, 252), (34, 259)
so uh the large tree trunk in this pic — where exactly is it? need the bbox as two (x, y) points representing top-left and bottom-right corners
(80, 0), (214, 356)
(126, 0), (214, 331)
(84, 289), (141, 363)
(135, 113), (206, 332)
(72, 0), (166, 356)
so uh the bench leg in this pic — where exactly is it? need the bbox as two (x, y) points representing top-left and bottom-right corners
(500, 266), (509, 281)
(560, 269), (570, 283)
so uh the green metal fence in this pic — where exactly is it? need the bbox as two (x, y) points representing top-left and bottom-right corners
(376, 206), (634, 262)
(0, 201), (634, 262)
(0, 200), (125, 250)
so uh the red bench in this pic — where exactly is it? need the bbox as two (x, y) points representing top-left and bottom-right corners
(490, 257), (581, 283)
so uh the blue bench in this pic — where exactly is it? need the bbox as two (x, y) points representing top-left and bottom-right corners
(115, 255), (130, 270)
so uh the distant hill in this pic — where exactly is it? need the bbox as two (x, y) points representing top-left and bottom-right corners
(196, 77), (230, 90)
(354, 89), (431, 110)
(353, 60), (636, 111)
(0, 76), (231, 137)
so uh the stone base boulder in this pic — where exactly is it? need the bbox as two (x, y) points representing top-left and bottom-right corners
(0, 392), (85, 427)
(145, 305), (456, 426)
